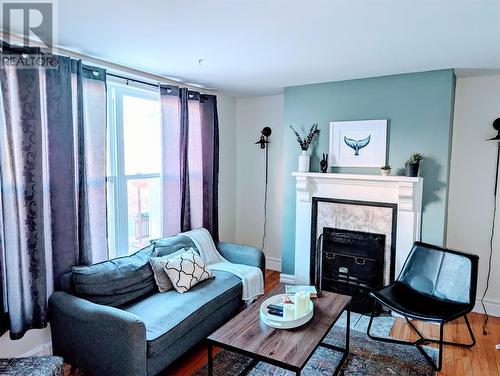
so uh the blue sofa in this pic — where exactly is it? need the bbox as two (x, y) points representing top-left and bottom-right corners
(49, 234), (265, 376)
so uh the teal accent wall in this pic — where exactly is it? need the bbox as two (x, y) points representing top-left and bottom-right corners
(281, 69), (456, 275)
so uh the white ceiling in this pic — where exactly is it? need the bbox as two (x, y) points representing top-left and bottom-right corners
(8, 0), (500, 96)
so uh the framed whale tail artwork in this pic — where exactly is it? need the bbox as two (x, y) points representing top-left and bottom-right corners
(329, 119), (387, 168)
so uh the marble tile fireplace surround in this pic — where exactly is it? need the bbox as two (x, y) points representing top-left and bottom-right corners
(290, 172), (424, 285)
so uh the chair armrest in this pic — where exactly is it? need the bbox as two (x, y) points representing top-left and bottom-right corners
(216, 242), (266, 276)
(49, 291), (147, 376)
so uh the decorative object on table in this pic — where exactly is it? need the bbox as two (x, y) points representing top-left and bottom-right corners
(380, 165), (391, 176)
(294, 291), (310, 318)
(404, 152), (423, 177)
(254, 127), (272, 252)
(282, 303), (295, 320)
(267, 304), (284, 317)
(290, 123), (320, 172)
(259, 293), (313, 329)
(320, 153), (328, 173)
(329, 119), (387, 167)
(285, 284), (318, 298)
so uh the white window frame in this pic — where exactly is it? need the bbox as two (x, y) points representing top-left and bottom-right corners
(107, 80), (161, 257)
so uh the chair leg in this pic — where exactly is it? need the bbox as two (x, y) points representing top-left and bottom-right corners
(410, 321), (443, 371)
(405, 315), (476, 372)
(405, 314), (476, 348)
(463, 314), (477, 347)
(367, 301), (421, 346)
(367, 302), (476, 372)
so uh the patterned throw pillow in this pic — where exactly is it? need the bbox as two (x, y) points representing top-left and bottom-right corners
(163, 248), (213, 293)
(149, 248), (187, 292)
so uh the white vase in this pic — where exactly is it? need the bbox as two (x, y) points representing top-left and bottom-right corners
(298, 151), (310, 172)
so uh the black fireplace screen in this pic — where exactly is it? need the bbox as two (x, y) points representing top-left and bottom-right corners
(319, 227), (385, 313)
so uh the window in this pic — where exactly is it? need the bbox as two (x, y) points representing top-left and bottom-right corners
(107, 82), (162, 257)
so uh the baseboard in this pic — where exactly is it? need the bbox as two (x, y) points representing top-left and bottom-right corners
(279, 273), (296, 284)
(474, 297), (500, 318)
(21, 341), (52, 357)
(266, 257), (281, 272)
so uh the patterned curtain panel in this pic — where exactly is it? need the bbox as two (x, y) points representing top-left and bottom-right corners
(160, 85), (219, 241)
(0, 46), (107, 339)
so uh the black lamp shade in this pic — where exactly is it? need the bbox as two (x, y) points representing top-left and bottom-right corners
(262, 127), (272, 137)
(489, 118), (500, 140)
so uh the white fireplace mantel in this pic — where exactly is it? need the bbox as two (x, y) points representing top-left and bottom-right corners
(291, 172), (423, 284)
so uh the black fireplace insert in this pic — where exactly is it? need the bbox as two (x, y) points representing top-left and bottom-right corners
(310, 198), (397, 313)
(319, 227), (385, 313)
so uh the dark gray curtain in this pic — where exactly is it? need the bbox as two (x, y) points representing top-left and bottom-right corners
(0, 46), (107, 339)
(160, 85), (219, 241)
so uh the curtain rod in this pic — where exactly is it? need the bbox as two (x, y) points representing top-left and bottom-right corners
(105, 72), (160, 89)
(1, 30), (217, 94)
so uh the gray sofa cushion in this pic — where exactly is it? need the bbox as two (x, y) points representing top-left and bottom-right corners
(72, 244), (156, 307)
(148, 248), (186, 292)
(151, 234), (197, 257)
(122, 270), (242, 358)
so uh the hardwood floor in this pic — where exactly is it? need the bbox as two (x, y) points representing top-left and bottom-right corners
(390, 312), (500, 375)
(66, 270), (500, 375)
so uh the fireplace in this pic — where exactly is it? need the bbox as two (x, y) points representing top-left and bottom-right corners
(318, 228), (385, 313)
(289, 172), (423, 291)
(310, 197), (397, 313)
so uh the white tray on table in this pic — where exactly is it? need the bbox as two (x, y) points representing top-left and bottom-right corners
(260, 293), (314, 329)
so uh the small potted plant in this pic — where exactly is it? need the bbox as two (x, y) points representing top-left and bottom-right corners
(405, 153), (423, 177)
(380, 165), (391, 176)
(290, 123), (320, 172)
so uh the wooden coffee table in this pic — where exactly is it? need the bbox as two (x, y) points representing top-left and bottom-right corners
(207, 284), (351, 375)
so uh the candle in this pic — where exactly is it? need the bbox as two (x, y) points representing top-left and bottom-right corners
(294, 291), (310, 318)
(283, 303), (294, 320)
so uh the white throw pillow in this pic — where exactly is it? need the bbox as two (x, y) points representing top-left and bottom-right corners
(163, 248), (213, 293)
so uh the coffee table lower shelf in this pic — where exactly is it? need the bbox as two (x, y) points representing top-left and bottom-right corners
(207, 307), (350, 376)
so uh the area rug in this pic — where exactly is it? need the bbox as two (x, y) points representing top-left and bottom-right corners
(196, 314), (436, 376)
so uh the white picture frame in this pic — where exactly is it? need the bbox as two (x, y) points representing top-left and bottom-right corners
(329, 120), (387, 167)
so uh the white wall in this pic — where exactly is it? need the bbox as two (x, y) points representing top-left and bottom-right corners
(217, 95), (237, 242)
(448, 75), (500, 316)
(235, 95), (284, 271)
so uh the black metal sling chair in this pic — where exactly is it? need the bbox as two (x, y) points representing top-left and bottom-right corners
(367, 241), (479, 371)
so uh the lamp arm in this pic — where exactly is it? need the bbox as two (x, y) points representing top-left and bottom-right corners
(495, 143), (500, 197)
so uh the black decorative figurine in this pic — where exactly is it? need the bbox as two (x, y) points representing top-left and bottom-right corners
(320, 153), (328, 173)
